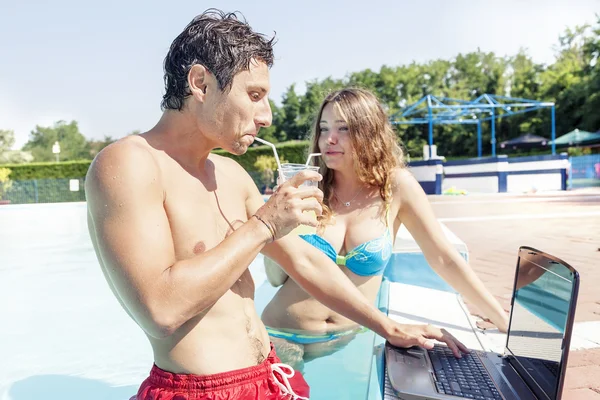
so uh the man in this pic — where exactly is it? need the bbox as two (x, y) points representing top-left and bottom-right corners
(86, 10), (466, 400)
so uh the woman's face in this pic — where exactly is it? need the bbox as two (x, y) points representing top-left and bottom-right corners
(318, 103), (353, 171)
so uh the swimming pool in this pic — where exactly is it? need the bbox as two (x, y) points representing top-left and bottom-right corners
(255, 280), (389, 400)
(1, 203), (146, 399)
(0, 203), (391, 400)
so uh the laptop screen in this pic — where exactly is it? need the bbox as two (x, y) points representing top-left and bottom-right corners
(505, 249), (577, 400)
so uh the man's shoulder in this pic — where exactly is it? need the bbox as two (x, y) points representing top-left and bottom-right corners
(91, 136), (155, 169)
(86, 135), (158, 188)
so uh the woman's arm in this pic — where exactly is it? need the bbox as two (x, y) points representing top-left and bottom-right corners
(393, 168), (509, 332)
(264, 256), (289, 287)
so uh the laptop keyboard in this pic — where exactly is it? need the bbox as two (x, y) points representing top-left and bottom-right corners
(542, 360), (559, 377)
(428, 346), (502, 399)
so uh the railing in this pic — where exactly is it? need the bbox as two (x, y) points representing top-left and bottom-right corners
(1, 172), (267, 205)
(1, 178), (86, 204)
(569, 154), (600, 189)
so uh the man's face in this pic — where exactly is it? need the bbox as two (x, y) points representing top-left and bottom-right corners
(200, 59), (272, 155)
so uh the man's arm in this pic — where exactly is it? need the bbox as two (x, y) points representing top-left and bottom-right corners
(240, 170), (390, 334)
(394, 168), (509, 332)
(86, 142), (273, 339)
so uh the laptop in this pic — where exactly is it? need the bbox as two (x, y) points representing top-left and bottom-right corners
(385, 246), (579, 400)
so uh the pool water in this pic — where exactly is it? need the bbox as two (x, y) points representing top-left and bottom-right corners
(254, 280), (388, 400)
(0, 203), (387, 400)
(1, 203), (148, 399)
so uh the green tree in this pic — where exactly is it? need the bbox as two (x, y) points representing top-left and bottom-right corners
(23, 120), (89, 162)
(581, 16), (600, 131)
(253, 154), (288, 190)
(0, 167), (12, 200)
(347, 68), (381, 92)
(258, 99), (286, 143)
(0, 129), (34, 164)
(280, 85), (305, 140)
(299, 77), (345, 136)
(261, 17), (600, 158)
(86, 135), (116, 158)
(539, 24), (591, 136)
(499, 51), (546, 140)
(0, 129), (15, 153)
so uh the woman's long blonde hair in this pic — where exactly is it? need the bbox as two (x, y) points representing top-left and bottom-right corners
(308, 88), (405, 223)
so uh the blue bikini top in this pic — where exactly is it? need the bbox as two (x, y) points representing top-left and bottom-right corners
(299, 206), (393, 276)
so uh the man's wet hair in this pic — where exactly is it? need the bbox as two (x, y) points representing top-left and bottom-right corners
(161, 9), (276, 111)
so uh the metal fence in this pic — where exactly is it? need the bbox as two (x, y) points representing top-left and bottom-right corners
(1, 172), (268, 205)
(1, 178), (86, 204)
(569, 154), (600, 189)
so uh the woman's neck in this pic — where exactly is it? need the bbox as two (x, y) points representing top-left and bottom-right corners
(331, 169), (364, 196)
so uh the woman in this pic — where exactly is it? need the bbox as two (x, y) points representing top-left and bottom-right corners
(261, 88), (508, 369)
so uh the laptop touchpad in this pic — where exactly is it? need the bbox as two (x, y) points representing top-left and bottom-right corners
(403, 349), (427, 367)
(387, 347), (437, 395)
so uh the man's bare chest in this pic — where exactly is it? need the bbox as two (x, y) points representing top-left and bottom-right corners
(162, 178), (248, 260)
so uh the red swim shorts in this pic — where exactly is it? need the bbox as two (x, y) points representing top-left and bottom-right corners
(132, 344), (310, 400)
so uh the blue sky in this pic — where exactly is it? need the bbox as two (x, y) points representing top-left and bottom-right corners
(1, 0), (598, 149)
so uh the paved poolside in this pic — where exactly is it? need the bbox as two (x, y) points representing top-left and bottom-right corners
(429, 188), (600, 399)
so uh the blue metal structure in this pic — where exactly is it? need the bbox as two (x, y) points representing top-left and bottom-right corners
(390, 94), (556, 158)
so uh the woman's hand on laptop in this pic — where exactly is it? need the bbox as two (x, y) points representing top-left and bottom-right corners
(386, 322), (469, 358)
(475, 311), (509, 333)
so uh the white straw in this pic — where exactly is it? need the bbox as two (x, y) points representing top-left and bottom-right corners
(305, 153), (321, 166)
(254, 137), (282, 172)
